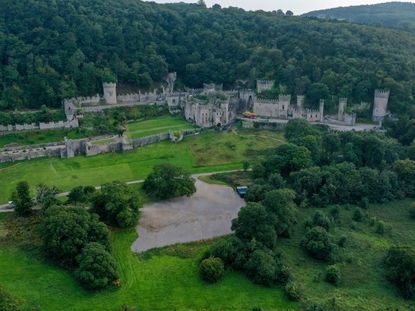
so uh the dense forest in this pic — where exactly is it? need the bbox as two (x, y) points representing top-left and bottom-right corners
(1, 0), (415, 116)
(304, 2), (415, 33)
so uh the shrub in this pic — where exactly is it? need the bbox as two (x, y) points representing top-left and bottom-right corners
(312, 211), (331, 230)
(301, 226), (335, 261)
(143, 164), (196, 199)
(245, 249), (277, 286)
(375, 220), (386, 235)
(409, 204), (415, 219)
(75, 243), (119, 290)
(325, 265), (341, 286)
(199, 257), (225, 283)
(384, 246), (415, 299)
(337, 235), (347, 248)
(67, 185), (96, 204)
(206, 236), (242, 266)
(329, 206), (340, 222)
(284, 281), (302, 301)
(352, 207), (365, 222)
(0, 285), (20, 311)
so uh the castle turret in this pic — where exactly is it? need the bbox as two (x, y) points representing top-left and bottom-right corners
(338, 98), (347, 121)
(256, 80), (274, 93)
(297, 95), (305, 115)
(373, 90), (390, 122)
(103, 82), (117, 105)
(319, 99), (325, 123)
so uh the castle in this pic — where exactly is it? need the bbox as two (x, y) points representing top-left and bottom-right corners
(61, 74), (390, 130)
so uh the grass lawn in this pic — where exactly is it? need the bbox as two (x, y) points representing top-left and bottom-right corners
(0, 128), (284, 203)
(0, 213), (296, 311)
(126, 116), (196, 140)
(0, 128), (102, 148)
(277, 199), (415, 310)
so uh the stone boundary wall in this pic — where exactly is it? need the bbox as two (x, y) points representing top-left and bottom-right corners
(0, 119), (79, 133)
(0, 129), (199, 163)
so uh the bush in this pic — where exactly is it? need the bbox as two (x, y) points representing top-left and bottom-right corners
(206, 236), (242, 266)
(409, 204), (415, 219)
(75, 242), (119, 290)
(284, 281), (302, 301)
(352, 207), (365, 222)
(312, 211), (331, 230)
(199, 257), (225, 283)
(384, 246), (415, 299)
(325, 265), (341, 285)
(143, 164), (196, 199)
(301, 226), (335, 261)
(0, 285), (20, 311)
(337, 235), (347, 248)
(67, 185), (96, 204)
(245, 249), (277, 286)
(329, 206), (340, 222)
(376, 220), (386, 235)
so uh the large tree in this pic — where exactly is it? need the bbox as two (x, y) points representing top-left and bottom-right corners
(143, 164), (196, 200)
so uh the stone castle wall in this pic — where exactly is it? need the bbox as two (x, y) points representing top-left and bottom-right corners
(0, 119), (79, 133)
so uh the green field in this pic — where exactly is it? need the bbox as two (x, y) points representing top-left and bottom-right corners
(0, 213), (295, 311)
(0, 128), (101, 148)
(0, 129), (284, 203)
(126, 116), (196, 140)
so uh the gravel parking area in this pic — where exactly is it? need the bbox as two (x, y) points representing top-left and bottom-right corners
(132, 179), (245, 252)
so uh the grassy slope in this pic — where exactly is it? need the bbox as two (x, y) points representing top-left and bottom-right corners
(0, 129), (283, 202)
(0, 129), (101, 148)
(279, 199), (415, 309)
(126, 116), (196, 139)
(0, 215), (295, 311)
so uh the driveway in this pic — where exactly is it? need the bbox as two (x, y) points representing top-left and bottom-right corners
(131, 179), (245, 252)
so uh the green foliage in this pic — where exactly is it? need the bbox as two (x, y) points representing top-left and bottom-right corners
(0, 285), (20, 311)
(325, 265), (341, 286)
(305, 2), (415, 33)
(199, 257), (225, 283)
(384, 246), (415, 299)
(11, 181), (33, 217)
(284, 281), (302, 301)
(75, 242), (119, 290)
(301, 226), (336, 261)
(245, 249), (277, 286)
(143, 164), (196, 200)
(67, 186), (96, 205)
(92, 182), (140, 228)
(39, 206), (111, 267)
(1, 0), (414, 115)
(35, 184), (59, 209)
(352, 207), (365, 222)
(306, 211), (331, 231)
(409, 203), (415, 219)
(231, 203), (276, 249)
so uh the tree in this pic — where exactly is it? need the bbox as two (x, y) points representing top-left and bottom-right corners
(11, 181), (33, 216)
(35, 183), (60, 209)
(264, 144), (312, 177)
(92, 182), (140, 228)
(384, 246), (415, 299)
(199, 257), (225, 283)
(286, 10), (294, 16)
(262, 189), (297, 237)
(39, 206), (111, 267)
(285, 119), (318, 144)
(231, 203), (277, 249)
(75, 242), (119, 290)
(301, 226), (335, 261)
(143, 164), (196, 200)
(67, 185), (96, 204)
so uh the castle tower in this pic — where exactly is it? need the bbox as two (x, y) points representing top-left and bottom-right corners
(103, 82), (117, 105)
(319, 99), (325, 123)
(297, 95), (305, 115)
(373, 90), (390, 122)
(338, 98), (347, 121)
(165, 72), (177, 95)
(256, 80), (274, 93)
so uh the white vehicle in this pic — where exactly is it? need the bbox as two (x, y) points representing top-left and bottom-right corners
(7, 201), (15, 209)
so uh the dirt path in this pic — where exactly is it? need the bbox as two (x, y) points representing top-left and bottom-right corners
(131, 179), (245, 252)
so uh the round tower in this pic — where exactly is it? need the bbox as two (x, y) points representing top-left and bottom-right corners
(103, 82), (117, 105)
(373, 90), (390, 122)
